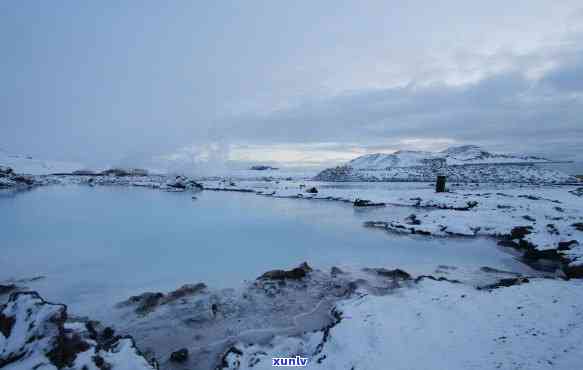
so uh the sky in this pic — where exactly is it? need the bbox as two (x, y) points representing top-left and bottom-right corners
(1, 1), (582, 171)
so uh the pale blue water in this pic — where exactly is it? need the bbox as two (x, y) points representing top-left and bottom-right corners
(1, 186), (525, 316)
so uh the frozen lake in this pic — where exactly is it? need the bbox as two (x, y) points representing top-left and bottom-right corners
(1, 185), (528, 317)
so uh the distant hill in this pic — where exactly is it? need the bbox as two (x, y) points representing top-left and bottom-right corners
(348, 145), (551, 170)
(315, 145), (575, 184)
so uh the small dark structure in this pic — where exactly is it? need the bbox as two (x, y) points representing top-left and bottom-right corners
(436, 175), (447, 193)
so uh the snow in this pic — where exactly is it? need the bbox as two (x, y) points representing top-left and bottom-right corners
(319, 145), (576, 184)
(0, 292), (155, 370)
(348, 145), (553, 170)
(221, 278), (583, 370)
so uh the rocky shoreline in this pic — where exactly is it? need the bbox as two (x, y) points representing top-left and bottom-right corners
(2, 262), (581, 370)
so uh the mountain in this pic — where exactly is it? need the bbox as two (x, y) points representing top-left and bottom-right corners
(315, 145), (576, 184)
(348, 145), (550, 170)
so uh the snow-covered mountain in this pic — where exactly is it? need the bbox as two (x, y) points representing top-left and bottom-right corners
(316, 145), (576, 184)
(348, 145), (550, 170)
(0, 148), (83, 175)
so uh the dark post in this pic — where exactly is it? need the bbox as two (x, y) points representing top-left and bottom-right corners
(436, 175), (447, 193)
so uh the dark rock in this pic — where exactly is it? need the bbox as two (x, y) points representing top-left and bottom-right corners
(167, 176), (203, 190)
(169, 348), (189, 363)
(47, 332), (91, 368)
(480, 266), (521, 275)
(523, 248), (563, 262)
(12, 175), (35, 185)
(478, 277), (530, 290)
(557, 240), (579, 250)
(546, 224), (559, 235)
(572, 223), (583, 232)
(258, 262), (312, 280)
(249, 165), (278, 171)
(305, 187), (318, 194)
(0, 313), (15, 338)
(564, 265), (583, 279)
(92, 354), (110, 369)
(354, 199), (386, 207)
(363, 268), (412, 280)
(509, 226), (533, 240)
(414, 275), (461, 284)
(165, 283), (207, 302)
(497, 240), (519, 248)
(0, 166), (13, 176)
(126, 292), (164, 315)
(405, 214), (421, 225)
(0, 284), (16, 295)
(522, 215), (536, 222)
(102, 327), (115, 340)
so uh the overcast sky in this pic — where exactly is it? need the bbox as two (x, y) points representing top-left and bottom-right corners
(1, 1), (582, 169)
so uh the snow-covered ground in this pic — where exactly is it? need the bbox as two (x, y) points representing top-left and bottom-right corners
(222, 277), (583, 370)
(0, 292), (155, 370)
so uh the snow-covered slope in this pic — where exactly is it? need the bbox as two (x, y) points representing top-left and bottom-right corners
(348, 150), (437, 169)
(348, 145), (551, 170)
(221, 278), (583, 370)
(0, 149), (82, 175)
(316, 145), (575, 184)
(0, 292), (155, 370)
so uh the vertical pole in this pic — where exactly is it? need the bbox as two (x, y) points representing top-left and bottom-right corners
(436, 175), (447, 192)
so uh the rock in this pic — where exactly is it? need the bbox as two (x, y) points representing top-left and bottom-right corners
(414, 275), (462, 284)
(170, 348), (189, 363)
(167, 176), (204, 190)
(249, 165), (278, 171)
(125, 292), (165, 315)
(509, 226), (533, 240)
(353, 199), (386, 207)
(0, 284), (16, 295)
(557, 240), (579, 250)
(363, 268), (412, 280)
(102, 326), (115, 340)
(480, 266), (521, 275)
(258, 262), (313, 280)
(0, 292), (155, 369)
(405, 214), (421, 225)
(564, 264), (583, 279)
(477, 277), (530, 290)
(330, 266), (345, 276)
(119, 283), (207, 315)
(165, 283), (207, 302)
(12, 175), (35, 185)
(572, 223), (583, 232)
(0, 166), (13, 176)
(305, 186), (318, 194)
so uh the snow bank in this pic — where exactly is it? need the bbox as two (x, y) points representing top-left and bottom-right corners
(0, 292), (155, 370)
(220, 278), (583, 370)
